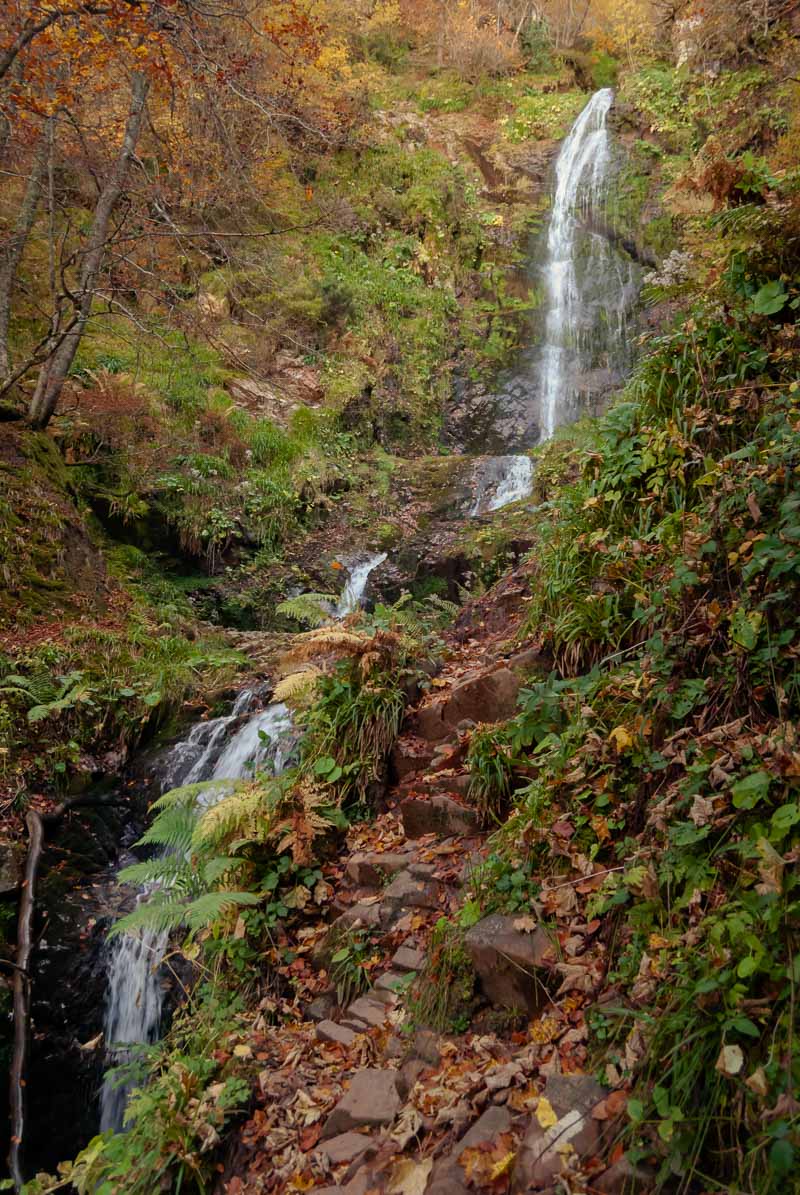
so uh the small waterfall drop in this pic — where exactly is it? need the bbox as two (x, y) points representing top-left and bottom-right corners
(471, 455), (534, 516)
(99, 697), (294, 1132)
(335, 552), (387, 618)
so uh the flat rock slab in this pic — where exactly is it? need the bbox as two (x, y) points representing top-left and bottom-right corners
(380, 871), (442, 915)
(401, 794), (479, 839)
(375, 970), (407, 993)
(317, 1131), (375, 1165)
(512, 1072), (609, 1192)
(465, 914), (553, 1016)
(322, 1069), (401, 1139)
(346, 853), (410, 887)
(392, 945), (426, 973)
(428, 1107), (512, 1195)
(316, 1020), (358, 1047)
(513, 1107), (599, 1191)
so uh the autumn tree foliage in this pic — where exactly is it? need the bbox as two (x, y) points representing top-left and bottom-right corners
(0, 1), (362, 426)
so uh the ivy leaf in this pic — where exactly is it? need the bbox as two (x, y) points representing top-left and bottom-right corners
(752, 280), (787, 316)
(770, 1139), (794, 1175)
(731, 770), (771, 810)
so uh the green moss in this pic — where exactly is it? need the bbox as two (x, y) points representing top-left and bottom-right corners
(499, 89), (586, 143)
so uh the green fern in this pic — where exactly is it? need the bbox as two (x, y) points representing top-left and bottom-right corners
(276, 593), (337, 628)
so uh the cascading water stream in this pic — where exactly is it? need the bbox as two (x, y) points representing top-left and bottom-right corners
(335, 552), (388, 618)
(99, 697), (294, 1132)
(469, 87), (638, 516)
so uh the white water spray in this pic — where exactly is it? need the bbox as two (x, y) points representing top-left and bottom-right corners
(99, 698), (294, 1131)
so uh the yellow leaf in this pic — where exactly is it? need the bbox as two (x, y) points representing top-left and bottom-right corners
(608, 726), (633, 752)
(489, 1152), (516, 1181)
(535, 1096), (558, 1130)
(648, 933), (670, 950)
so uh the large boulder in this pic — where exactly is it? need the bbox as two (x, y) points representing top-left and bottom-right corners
(416, 668), (521, 743)
(322, 1069), (401, 1139)
(464, 914), (553, 1015)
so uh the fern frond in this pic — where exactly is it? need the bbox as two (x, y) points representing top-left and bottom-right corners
(137, 805), (197, 855)
(116, 857), (191, 889)
(272, 668), (321, 706)
(184, 890), (260, 931)
(149, 780), (230, 812)
(425, 594), (459, 619)
(276, 593), (336, 628)
(108, 896), (189, 940)
(201, 855), (246, 885)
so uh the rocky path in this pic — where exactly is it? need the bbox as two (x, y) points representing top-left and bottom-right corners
(222, 573), (650, 1195)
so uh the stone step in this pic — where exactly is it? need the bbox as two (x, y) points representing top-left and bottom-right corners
(317, 1131), (375, 1166)
(391, 944), (426, 973)
(341, 996), (390, 1031)
(316, 1020), (358, 1047)
(401, 794), (479, 839)
(322, 1069), (401, 1139)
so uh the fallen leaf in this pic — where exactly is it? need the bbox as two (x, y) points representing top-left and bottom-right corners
(689, 794), (715, 826)
(755, 838), (784, 896)
(608, 726), (633, 753)
(513, 916), (537, 933)
(387, 1157), (432, 1195)
(745, 1067), (769, 1098)
(535, 1096), (558, 1130)
(715, 1044), (744, 1077)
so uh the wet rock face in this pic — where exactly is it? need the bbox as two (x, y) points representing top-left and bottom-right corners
(444, 367), (542, 456)
(23, 781), (172, 1177)
(25, 806), (128, 1174)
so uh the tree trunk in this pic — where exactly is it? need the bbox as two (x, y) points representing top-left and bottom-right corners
(8, 811), (43, 1191)
(0, 125), (50, 381)
(28, 72), (149, 429)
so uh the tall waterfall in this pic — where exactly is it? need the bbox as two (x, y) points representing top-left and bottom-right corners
(467, 88), (638, 514)
(99, 698), (294, 1132)
(538, 87), (637, 440)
